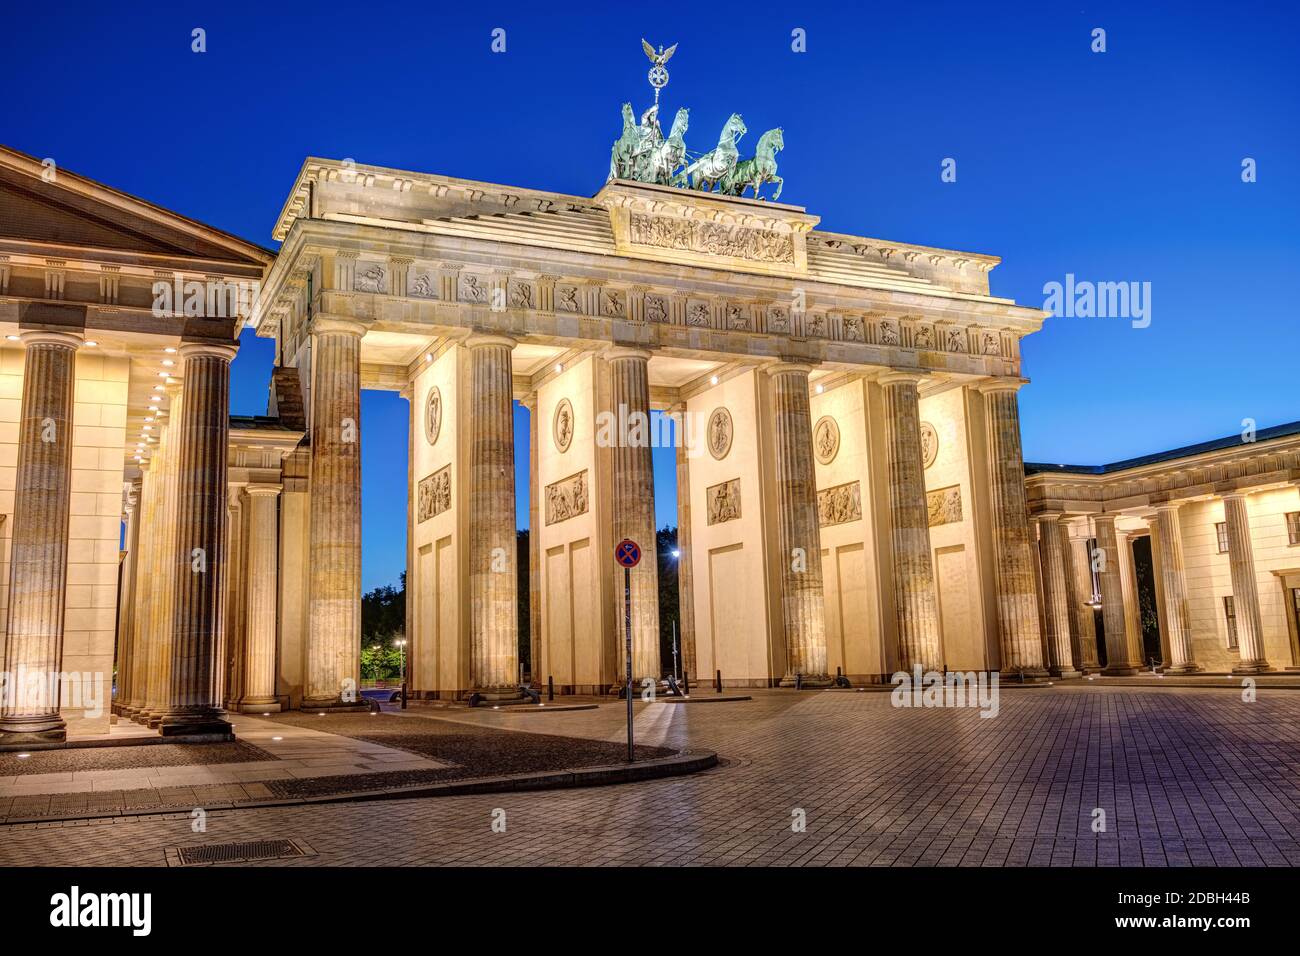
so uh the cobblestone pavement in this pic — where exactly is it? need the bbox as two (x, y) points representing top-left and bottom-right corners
(3, 685), (1299, 867)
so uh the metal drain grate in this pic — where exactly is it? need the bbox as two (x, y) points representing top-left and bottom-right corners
(166, 838), (316, 867)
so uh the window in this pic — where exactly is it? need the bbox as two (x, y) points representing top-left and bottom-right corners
(1223, 596), (1238, 650)
(1287, 511), (1300, 546)
(1215, 522), (1229, 554)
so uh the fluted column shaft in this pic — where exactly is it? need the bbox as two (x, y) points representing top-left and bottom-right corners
(1095, 515), (1141, 674)
(159, 343), (235, 735)
(0, 330), (80, 741)
(125, 460), (157, 716)
(468, 335), (520, 693)
(305, 318), (364, 706)
(144, 383), (185, 722)
(221, 488), (245, 708)
(1153, 504), (1200, 673)
(242, 485), (282, 708)
(114, 492), (141, 713)
(879, 373), (941, 671)
(1222, 493), (1271, 673)
(673, 405), (697, 680)
(979, 381), (1047, 677)
(1065, 534), (1100, 671)
(608, 348), (660, 683)
(1036, 515), (1081, 678)
(1116, 530), (1148, 669)
(769, 364), (829, 684)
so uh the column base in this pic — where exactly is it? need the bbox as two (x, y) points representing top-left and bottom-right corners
(1164, 663), (1203, 674)
(778, 674), (833, 688)
(300, 698), (372, 714)
(1049, 666), (1082, 680)
(237, 699), (283, 714)
(1002, 666), (1051, 684)
(1231, 661), (1273, 675)
(0, 723), (66, 745)
(1101, 665), (1142, 676)
(157, 712), (233, 737)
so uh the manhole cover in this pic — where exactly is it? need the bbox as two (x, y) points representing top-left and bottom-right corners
(166, 838), (316, 867)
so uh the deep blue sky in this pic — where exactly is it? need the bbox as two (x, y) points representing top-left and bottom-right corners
(4, 2), (1296, 591)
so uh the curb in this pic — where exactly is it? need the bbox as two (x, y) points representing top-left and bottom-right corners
(0, 749), (719, 827)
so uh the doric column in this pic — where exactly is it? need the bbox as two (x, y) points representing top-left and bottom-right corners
(158, 342), (235, 736)
(767, 363), (829, 684)
(125, 459), (157, 717)
(1116, 530), (1148, 668)
(673, 403), (698, 680)
(1035, 514), (1081, 678)
(0, 329), (81, 743)
(304, 317), (364, 707)
(241, 484), (283, 710)
(1066, 531), (1101, 672)
(114, 487), (142, 714)
(977, 379), (1047, 678)
(143, 381), (185, 724)
(878, 372), (941, 671)
(221, 487), (245, 709)
(1222, 492), (1271, 673)
(1095, 515), (1141, 675)
(1153, 503), (1200, 673)
(468, 334), (521, 694)
(607, 347), (661, 684)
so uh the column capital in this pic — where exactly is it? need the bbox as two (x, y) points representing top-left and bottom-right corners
(1092, 513), (1119, 529)
(19, 328), (82, 349)
(764, 361), (813, 378)
(876, 369), (929, 388)
(465, 332), (518, 351)
(309, 316), (367, 338)
(604, 344), (652, 362)
(974, 375), (1029, 395)
(1220, 490), (1250, 503)
(179, 341), (237, 363)
(245, 483), (283, 498)
(1154, 500), (1183, 514)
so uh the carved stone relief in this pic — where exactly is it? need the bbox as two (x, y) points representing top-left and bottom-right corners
(557, 285), (580, 312)
(409, 271), (437, 298)
(817, 480), (862, 527)
(707, 478), (742, 525)
(645, 295), (667, 323)
(628, 213), (795, 263)
(553, 398), (574, 453)
(545, 470), (588, 525)
(813, 416), (840, 465)
(919, 421), (938, 468)
(417, 465), (451, 523)
(355, 264), (386, 293)
(707, 407), (734, 460)
(926, 484), (962, 527)
(460, 274), (487, 303)
(425, 386), (442, 446)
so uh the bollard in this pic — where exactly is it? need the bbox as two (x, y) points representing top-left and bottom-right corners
(795, 672), (803, 691)
(401, 681), (407, 710)
(683, 671), (690, 696)
(715, 669), (722, 693)
(547, 675), (554, 701)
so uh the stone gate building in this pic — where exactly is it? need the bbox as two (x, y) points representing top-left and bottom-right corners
(1, 143), (1295, 744)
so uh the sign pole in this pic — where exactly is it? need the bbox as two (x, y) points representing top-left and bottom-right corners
(624, 564), (634, 762)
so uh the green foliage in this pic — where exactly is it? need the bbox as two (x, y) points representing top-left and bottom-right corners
(361, 643), (404, 681)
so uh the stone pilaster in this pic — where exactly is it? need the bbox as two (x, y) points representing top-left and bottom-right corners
(241, 484), (283, 710)
(523, 392), (541, 683)
(157, 343), (235, 737)
(1035, 514), (1081, 679)
(144, 381), (185, 724)
(124, 459), (157, 718)
(878, 372), (941, 671)
(1066, 532), (1101, 672)
(977, 380), (1047, 678)
(1152, 503), (1200, 673)
(467, 334), (521, 694)
(1095, 515), (1141, 675)
(0, 330), (81, 743)
(607, 347), (661, 684)
(1222, 493), (1271, 673)
(304, 317), (364, 707)
(222, 487), (245, 709)
(673, 404), (697, 681)
(767, 363), (829, 685)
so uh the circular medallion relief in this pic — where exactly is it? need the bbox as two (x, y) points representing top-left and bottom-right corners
(424, 386), (442, 446)
(919, 421), (939, 469)
(707, 407), (734, 460)
(813, 416), (840, 465)
(553, 398), (574, 453)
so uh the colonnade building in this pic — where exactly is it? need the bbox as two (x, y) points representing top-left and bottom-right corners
(0, 143), (1291, 743)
